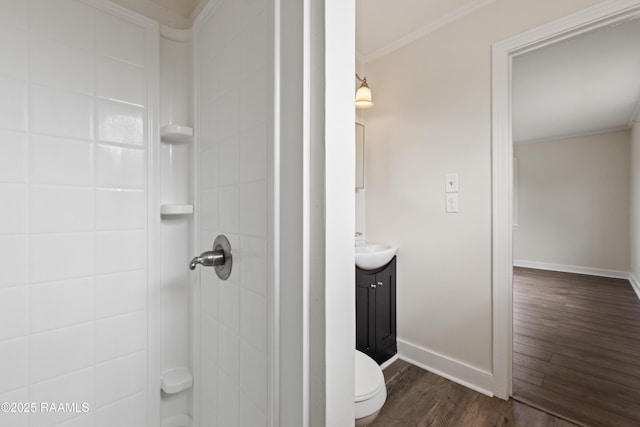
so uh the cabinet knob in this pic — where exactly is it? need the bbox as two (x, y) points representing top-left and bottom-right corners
(377, 281), (383, 287)
(370, 283), (377, 288)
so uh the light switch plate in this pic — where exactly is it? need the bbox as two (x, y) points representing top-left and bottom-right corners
(446, 193), (459, 213)
(445, 173), (459, 193)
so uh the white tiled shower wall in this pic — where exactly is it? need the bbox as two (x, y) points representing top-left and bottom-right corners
(194, 1), (271, 426)
(0, 1), (156, 426)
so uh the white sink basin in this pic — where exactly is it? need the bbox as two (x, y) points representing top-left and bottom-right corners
(355, 241), (397, 270)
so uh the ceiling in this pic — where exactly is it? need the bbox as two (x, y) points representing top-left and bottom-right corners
(356, 1), (640, 144)
(513, 17), (640, 143)
(356, 0), (494, 61)
(148, 0), (196, 19)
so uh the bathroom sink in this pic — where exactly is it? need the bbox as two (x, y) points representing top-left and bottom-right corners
(355, 242), (397, 270)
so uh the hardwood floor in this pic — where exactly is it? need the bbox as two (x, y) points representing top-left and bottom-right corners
(369, 359), (576, 427)
(513, 267), (640, 427)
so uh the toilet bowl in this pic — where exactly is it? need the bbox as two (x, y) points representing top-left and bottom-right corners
(355, 350), (387, 426)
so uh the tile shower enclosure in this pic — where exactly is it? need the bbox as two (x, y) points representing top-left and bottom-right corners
(0, 0), (272, 426)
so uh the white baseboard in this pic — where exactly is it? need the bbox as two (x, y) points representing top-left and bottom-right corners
(397, 339), (494, 397)
(379, 353), (399, 370)
(630, 274), (640, 301)
(514, 260), (640, 302)
(513, 260), (629, 280)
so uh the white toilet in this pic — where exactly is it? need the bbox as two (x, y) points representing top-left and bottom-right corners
(355, 350), (387, 426)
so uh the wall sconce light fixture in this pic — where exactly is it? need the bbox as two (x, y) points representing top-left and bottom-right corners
(355, 74), (373, 109)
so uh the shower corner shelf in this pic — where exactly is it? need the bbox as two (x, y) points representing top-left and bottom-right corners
(161, 204), (194, 216)
(161, 124), (193, 142)
(161, 367), (193, 394)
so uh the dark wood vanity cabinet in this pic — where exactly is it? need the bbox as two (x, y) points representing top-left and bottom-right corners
(356, 256), (396, 365)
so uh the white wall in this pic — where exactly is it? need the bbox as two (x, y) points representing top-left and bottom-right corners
(0, 1), (158, 425)
(632, 122), (640, 287)
(514, 131), (631, 274)
(362, 0), (604, 389)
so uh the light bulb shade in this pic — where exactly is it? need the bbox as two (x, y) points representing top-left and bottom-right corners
(355, 85), (373, 109)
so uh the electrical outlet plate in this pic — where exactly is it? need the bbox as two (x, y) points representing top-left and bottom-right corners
(446, 193), (459, 213)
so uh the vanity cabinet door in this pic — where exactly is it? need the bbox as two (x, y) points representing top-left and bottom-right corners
(356, 269), (376, 358)
(355, 256), (397, 365)
(374, 258), (396, 364)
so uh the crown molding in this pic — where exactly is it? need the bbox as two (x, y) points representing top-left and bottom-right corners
(514, 125), (631, 145)
(361, 0), (496, 63)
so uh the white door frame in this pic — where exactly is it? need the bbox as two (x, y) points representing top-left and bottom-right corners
(491, 0), (640, 399)
(276, 0), (356, 425)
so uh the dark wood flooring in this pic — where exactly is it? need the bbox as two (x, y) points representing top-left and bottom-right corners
(369, 359), (576, 427)
(513, 267), (640, 427)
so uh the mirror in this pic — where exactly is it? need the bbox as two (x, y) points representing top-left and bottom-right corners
(356, 122), (364, 189)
